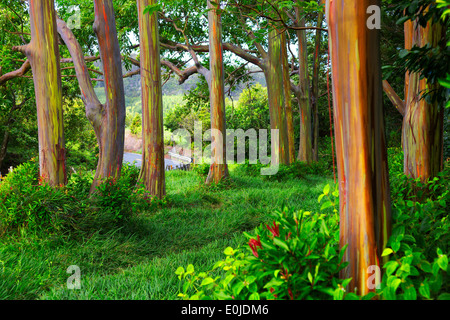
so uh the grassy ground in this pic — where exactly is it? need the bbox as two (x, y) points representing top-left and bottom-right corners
(0, 165), (333, 300)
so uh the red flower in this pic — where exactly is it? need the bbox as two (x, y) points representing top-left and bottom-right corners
(248, 235), (262, 257)
(266, 221), (280, 237)
(288, 288), (293, 300)
(270, 287), (278, 298)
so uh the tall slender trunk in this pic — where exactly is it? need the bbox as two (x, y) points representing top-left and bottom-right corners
(13, 0), (66, 186)
(281, 30), (295, 164)
(296, 3), (313, 163)
(327, 0), (392, 295)
(267, 26), (289, 166)
(206, 0), (229, 184)
(91, 0), (126, 192)
(136, 0), (166, 198)
(311, 3), (324, 162)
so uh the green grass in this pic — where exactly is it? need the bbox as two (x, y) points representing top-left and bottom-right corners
(0, 165), (333, 300)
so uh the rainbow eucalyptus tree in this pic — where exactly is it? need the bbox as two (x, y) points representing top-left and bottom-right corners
(311, 0), (325, 162)
(294, 2), (313, 164)
(326, 0), (392, 295)
(383, 16), (444, 181)
(90, 0), (126, 192)
(54, 0), (126, 193)
(136, 0), (166, 198)
(205, 0), (230, 184)
(281, 30), (295, 164)
(267, 24), (290, 166)
(12, 0), (66, 186)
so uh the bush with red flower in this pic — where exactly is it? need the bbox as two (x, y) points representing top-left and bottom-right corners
(176, 186), (352, 300)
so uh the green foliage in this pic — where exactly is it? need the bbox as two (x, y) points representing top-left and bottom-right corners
(389, 0), (450, 106)
(379, 152), (450, 300)
(233, 159), (331, 181)
(226, 83), (270, 131)
(63, 99), (98, 170)
(129, 113), (142, 136)
(0, 159), (160, 234)
(191, 162), (211, 176)
(176, 186), (350, 300)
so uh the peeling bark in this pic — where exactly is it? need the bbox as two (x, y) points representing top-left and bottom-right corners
(311, 2), (324, 162)
(267, 25), (290, 166)
(281, 29), (295, 164)
(91, 0), (126, 192)
(402, 18), (444, 181)
(136, 0), (166, 198)
(327, 0), (392, 295)
(12, 0), (66, 186)
(382, 17), (444, 181)
(206, 0), (229, 184)
(296, 4), (313, 164)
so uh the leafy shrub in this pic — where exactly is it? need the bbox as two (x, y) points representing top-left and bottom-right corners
(0, 158), (79, 232)
(191, 163), (211, 176)
(378, 162), (449, 300)
(0, 160), (157, 234)
(176, 185), (353, 300)
(233, 160), (331, 181)
(130, 113), (142, 136)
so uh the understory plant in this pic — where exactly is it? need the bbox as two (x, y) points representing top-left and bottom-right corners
(176, 185), (354, 300)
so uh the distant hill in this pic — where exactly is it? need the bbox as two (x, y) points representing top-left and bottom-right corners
(96, 58), (265, 96)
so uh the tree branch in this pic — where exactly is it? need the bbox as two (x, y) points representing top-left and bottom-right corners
(382, 80), (405, 117)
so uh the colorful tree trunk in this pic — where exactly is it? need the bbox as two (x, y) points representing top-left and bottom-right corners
(311, 2), (324, 162)
(136, 0), (166, 198)
(296, 3), (313, 164)
(206, 0), (229, 184)
(13, 0), (66, 186)
(326, 0), (392, 295)
(383, 18), (444, 181)
(267, 26), (290, 166)
(402, 19), (444, 181)
(56, 17), (103, 151)
(91, 0), (126, 192)
(281, 29), (295, 164)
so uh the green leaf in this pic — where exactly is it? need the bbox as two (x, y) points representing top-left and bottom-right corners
(438, 293), (450, 300)
(403, 286), (417, 300)
(419, 282), (430, 299)
(344, 293), (360, 300)
(232, 281), (245, 296)
(175, 267), (185, 275)
(248, 292), (260, 300)
(437, 255), (448, 271)
(186, 264), (194, 274)
(382, 248), (394, 257)
(143, 3), (161, 16)
(318, 194), (325, 203)
(201, 277), (214, 286)
(273, 237), (289, 251)
(391, 241), (401, 253)
(323, 184), (330, 195)
(320, 201), (333, 211)
(399, 49), (409, 58)
(224, 247), (234, 256)
(384, 260), (399, 276)
(419, 261), (432, 273)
